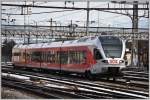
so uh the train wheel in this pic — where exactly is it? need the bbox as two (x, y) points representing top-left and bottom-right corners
(13, 65), (19, 69)
(106, 77), (110, 80)
(85, 71), (94, 80)
(113, 77), (116, 81)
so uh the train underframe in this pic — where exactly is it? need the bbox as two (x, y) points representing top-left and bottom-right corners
(13, 63), (124, 81)
(85, 67), (124, 81)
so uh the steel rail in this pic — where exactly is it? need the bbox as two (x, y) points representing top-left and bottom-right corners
(123, 71), (149, 76)
(123, 73), (148, 78)
(122, 76), (149, 82)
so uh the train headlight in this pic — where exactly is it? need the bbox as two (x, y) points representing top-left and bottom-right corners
(119, 60), (124, 63)
(102, 60), (108, 63)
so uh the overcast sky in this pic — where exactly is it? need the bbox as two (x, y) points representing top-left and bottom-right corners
(2, 1), (149, 28)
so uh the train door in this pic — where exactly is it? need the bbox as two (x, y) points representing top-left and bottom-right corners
(91, 48), (104, 74)
(94, 48), (103, 61)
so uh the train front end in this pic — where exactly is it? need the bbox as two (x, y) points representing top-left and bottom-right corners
(91, 36), (126, 78)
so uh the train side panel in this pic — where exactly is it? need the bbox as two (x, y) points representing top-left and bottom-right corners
(60, 46), (94, 73)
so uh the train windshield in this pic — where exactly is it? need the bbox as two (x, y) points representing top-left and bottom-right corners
(99, 36), (122, 58)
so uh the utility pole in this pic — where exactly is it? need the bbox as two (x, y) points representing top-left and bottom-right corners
(86, 1), (90, 36)
(97, 11), (100, 34)
(50, 18), (53, 30)
(69, 20), (73, 35)
(131, 1), (138, 67)
(132, 1), (138, 33)
(35, 21), (38, 44)
(49, 18), (53, 39)
(23, 1), (28, 44)
(24, 1), (26, 29)
(98, 11), (100, 27)
(71, 20), (73, 33)
(7, 14), (10, 25)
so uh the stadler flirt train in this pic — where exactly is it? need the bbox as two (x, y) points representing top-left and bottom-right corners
(12, 36), (126, 78)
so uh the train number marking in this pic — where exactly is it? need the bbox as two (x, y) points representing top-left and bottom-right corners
(109, 60), (118, 64)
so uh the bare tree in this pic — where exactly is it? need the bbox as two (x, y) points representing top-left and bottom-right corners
(2, 39), (16, 61)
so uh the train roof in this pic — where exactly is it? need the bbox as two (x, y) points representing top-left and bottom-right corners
(13, 35), (121, 49)
(13, 41), (95, 49)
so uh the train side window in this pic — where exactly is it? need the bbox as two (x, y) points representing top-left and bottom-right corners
(94, 48), (102, 60)
(41, 52), (45, 62)
(13, 52), (21, 56)
(46, 52), (48, 62)
(31, 52), (41, 62)
(41, 52), (44, 62)
(23, 52), (26, 59)
(26, 52), (31, 61)
(42, 52), (45, 62)
(80, 51), (87, 64)
(56, 51), (59, 64)
(76, 51), (79, 64)
(45, 52), (47, 62)
(47, 51), (51, 63)
(60, 51), (68, 64)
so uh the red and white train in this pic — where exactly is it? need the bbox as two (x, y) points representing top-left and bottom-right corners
(12, 36), (126, 78)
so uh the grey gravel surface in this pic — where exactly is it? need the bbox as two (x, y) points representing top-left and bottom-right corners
(2, 86), (45, 99)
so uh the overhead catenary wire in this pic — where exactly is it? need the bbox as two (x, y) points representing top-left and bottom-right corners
(2, 3), (148, 10)
(2, 2), (148, 28)
(2, 9), (76, 15)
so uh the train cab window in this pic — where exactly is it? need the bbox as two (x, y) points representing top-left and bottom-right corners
(94, 48), (102, 60)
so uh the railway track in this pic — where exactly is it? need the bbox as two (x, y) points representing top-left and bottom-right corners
(2, 67), (149, 99)
(2, 65), (149, 89)
(123, 71), (148, 78)
(122, 70), (149, 82)
(2, 77), (94, 99)
(2, 73), (126, 99)
(2, 62), (149, 81)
